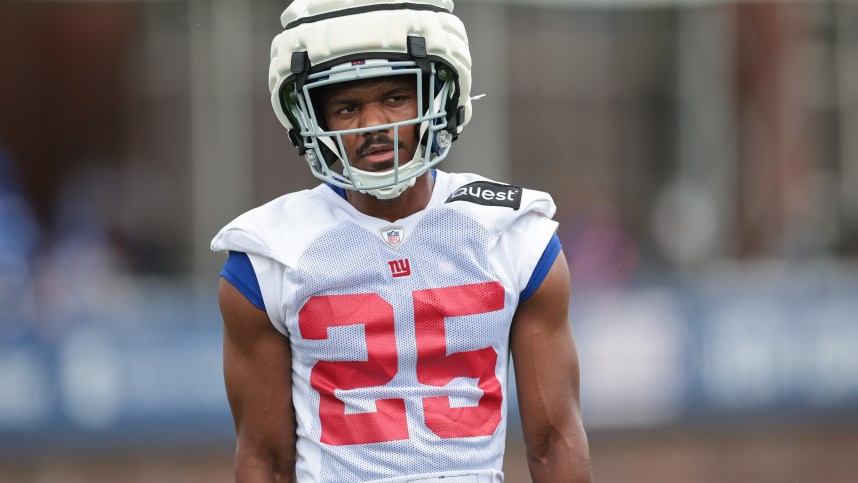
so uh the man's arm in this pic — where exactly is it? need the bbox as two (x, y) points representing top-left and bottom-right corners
(219, 278), (297, 483)
(510, 249), (592, 483)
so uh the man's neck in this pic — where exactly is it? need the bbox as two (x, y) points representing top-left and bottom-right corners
(345, 172), (435, 222)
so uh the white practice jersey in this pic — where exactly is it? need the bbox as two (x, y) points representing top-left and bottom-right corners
(211, 171), (558, 483)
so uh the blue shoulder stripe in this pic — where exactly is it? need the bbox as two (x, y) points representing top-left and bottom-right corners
(325, 183), (348, 200)
(220, 251), (266, 311)
(520, 234), (562, 303)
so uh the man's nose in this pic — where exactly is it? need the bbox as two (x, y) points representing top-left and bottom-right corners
(359, 102), (391, 131)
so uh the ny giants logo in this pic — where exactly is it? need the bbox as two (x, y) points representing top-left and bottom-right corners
(388, 259), (411, 278)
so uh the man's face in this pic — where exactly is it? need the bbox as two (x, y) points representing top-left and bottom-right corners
(317, 75), (420, 173)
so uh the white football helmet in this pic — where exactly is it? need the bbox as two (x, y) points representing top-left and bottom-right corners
(269, 0), (473, 199)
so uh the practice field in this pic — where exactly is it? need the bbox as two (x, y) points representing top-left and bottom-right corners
(3, 424), (857, 482)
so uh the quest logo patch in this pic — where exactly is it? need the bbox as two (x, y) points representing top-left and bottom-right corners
(445, 181), (523, 210)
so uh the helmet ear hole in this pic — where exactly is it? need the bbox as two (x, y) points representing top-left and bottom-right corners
(280, 84), (302, 132)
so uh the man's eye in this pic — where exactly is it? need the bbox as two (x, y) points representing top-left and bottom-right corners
(386, 96), (408, 104)
(337, 105), (358, 114)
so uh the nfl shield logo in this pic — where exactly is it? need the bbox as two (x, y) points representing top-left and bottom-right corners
(380, 225), (405, 248)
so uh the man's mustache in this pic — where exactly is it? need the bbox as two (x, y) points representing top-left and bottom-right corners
(356, 134), (407, 158)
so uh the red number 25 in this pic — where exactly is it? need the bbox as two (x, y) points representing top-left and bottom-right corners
(298, 281), (505, 446)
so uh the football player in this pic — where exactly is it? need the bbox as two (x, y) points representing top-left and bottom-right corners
(213, 1), (591, 481)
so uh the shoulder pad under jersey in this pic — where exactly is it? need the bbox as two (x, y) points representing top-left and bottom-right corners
(210, 187), (342, 266)
(443, 172), (556, 235)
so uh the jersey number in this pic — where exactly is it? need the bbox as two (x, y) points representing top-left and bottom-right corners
(298, 281), (504, 446)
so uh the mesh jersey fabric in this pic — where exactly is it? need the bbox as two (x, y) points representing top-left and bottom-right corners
(211, 170), (559, 482)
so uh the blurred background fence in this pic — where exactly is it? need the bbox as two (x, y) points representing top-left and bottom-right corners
(2, 0), (858, 481)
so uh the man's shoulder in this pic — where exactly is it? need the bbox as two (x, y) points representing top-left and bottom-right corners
(238, 187), (308, 215)
(443, 171), (499, 190)
(210, 185), (342, 258)
(441, 171), (556, 221)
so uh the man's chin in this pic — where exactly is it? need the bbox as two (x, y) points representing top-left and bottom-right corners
(354, 150), (414, 173)
(352, 161), (394, 173)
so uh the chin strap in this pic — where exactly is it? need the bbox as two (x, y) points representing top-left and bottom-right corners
(363, 173), (418, 199)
